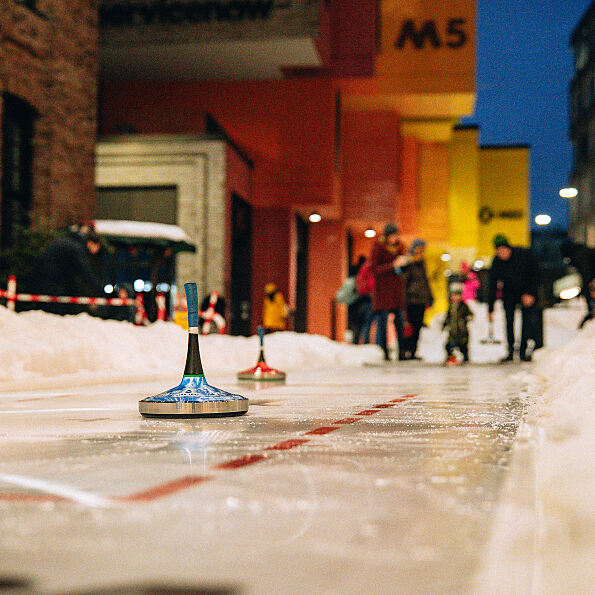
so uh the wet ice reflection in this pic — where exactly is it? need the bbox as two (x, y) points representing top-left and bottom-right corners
(0, 364), (527, 594)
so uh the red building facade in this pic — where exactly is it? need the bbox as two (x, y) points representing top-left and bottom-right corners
(99, 0), (477, 336)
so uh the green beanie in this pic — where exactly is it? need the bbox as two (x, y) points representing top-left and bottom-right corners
(493, 234), (510, 248)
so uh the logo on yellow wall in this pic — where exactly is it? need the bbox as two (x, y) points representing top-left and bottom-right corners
(479, 206), (524, 224)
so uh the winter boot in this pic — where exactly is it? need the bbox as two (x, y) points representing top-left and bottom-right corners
(499, 351), (514, 363)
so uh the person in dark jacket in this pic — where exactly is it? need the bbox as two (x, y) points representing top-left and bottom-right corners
(443, 282), (473, 364)
(371, 222), (408, 360)
(402, 238), (433, 360)
(25, 230), (104, 314)
(488, 234), (539, 362)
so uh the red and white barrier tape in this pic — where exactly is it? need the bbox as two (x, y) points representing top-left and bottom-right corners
(1, 275), (150, 325)
(200, 291), (226, 334)
(0, 290), (136, 307)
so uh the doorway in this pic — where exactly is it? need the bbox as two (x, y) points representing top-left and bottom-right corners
(1, 95), (35, 249)
(294, 214), (309, 332)
(230, 194), (252, 336)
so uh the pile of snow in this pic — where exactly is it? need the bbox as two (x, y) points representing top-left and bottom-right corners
(522, 317), (595, 593)
(0, 306), (382, 389)
(475, 301), (593, 594)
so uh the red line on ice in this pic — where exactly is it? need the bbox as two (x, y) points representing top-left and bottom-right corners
(266, 439), (310, 451)
(213, 454), (268, 470)
(0, 395), (418, 504)
(333, 417), (360, 425)
(116, 475), (213, 502)
(304, 426), (340, 436)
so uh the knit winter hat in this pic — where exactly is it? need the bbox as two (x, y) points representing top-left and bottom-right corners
(493, 234), (511, 248)
(383, 222), (399, 237)
(409, 238), (426, 254)
(449, 281), (464, 295)
(264, 283), (277, 294)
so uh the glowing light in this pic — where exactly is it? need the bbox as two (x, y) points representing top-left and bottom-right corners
(441, 253), (451, 262)
(559, 187), (578, 198)
(560, 287), (580, 300)
(364, 228), (376, 238)
(473, 260), (484, 270)
(104, 284), (114, 294)
(535, 214), (551, 226)
(156, 283), (170, 292)
(134, 279), (145, 292)
(308, 212), (322, 223)
(143, 282), (153, 292)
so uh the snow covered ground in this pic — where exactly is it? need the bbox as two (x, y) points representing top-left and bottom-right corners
(0, 300), (584, 390)
(511, 317), (594, 594)
(0, 300), (592, 593)
(0, 306), (381, 390)
(472, 305), (594, 594)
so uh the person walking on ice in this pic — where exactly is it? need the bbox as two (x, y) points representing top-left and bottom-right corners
(443, 282), (473, 365)
(487, 234), (539, 362)
(370, 223), (408, 361)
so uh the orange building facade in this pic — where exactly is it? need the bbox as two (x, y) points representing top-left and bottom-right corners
(98, 0), (493, 337)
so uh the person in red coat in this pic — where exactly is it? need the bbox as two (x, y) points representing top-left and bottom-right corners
(371, 223), (409, 361)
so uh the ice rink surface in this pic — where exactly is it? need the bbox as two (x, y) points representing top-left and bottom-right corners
(0, 363), (530, 594)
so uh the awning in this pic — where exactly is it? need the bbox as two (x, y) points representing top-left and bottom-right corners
(93, 220), (196, 253)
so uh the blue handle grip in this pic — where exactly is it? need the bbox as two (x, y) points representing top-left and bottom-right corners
(184, 283), (199, 328)
(257, 326), (265, 345)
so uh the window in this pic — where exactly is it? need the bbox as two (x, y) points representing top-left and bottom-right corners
(15, 1), (36, 10)
(1, 94), (36, 248)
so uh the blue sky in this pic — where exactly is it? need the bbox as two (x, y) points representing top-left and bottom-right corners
(462, 0), (592, 230)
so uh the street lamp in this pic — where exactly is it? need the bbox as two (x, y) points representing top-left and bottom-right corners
(535, 214), (551, 226)
(308, 212), (322, 223)
(559, 187), (578, 198)
(364, 228), (376, 238)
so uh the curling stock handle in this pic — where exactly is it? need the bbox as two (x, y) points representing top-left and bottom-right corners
(185, 283), (199, 328)
(257, 325), (265, 345)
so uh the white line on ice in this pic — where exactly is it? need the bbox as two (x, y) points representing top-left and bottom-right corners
(0, 406), (134, 414)
(0, 473), (113, 508)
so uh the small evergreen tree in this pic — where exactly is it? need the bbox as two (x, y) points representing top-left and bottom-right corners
(0, 222), (59, 289)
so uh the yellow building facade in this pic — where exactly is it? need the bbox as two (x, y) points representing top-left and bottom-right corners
(373, 1), (530, 317)
(422, 126), (530, 316)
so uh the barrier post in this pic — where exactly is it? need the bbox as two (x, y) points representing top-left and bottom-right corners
(135, 294), (147, 326)
(7, 275), (17, 311)
(156, 293), (166, 321)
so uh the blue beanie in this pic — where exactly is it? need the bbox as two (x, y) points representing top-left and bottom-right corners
(409, 239), (426, 254)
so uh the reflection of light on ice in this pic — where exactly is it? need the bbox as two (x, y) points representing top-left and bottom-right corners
(0, 472), (112, 508)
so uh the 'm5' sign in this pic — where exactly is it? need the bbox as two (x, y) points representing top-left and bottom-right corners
(395, 19), (468, 49)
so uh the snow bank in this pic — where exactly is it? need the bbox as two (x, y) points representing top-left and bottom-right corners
(475, 305), (594, 594)
(522, 318), (595, 593)
(0, 306), (382, 389)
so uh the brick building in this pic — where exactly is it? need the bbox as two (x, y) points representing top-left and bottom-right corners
(0, 0), (98, 248)
(569, 1), (595, 246)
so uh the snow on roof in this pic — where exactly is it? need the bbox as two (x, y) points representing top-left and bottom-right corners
(93, 220), (193, 245)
